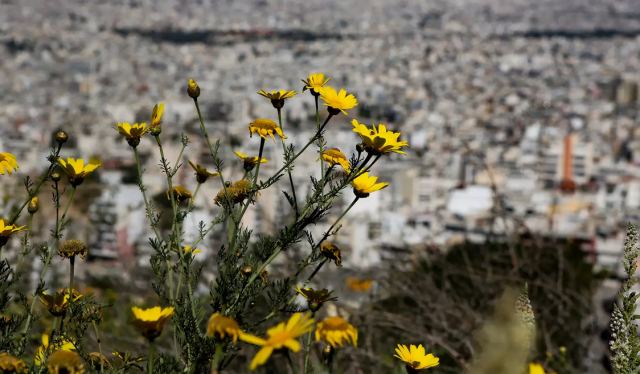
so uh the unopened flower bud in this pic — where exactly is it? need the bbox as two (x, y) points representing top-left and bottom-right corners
(51, 171), (62, 182)
(187, 79), (200, 99)
(241, 266), (253, 276)
(55, 130), (69, 145)
(27, 196), (39, 214)
(356, 143), (365, 154)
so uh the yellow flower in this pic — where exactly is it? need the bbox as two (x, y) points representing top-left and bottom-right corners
(150, 102), (165, 134)
(188, 160), (219, 184)
(46, 350), (84, 374)
(351, 172), (389, 198)
(240, 312), (314, 370)
(296, 287), (336, 312)
(214, 179), (252, 206)
(57, 157), (101, 187)
(346, 277), (373, 292)
(394, 344), (439, 371)
(40, 289), (83, 317)
(187, 78), (200, 99)
(249, 119), (286, 140)
(319, 86), (358, 116)
(351, 119), (408, 155)
(257, 89), (297, 109)
(0, 219), (25, 238)
(315, 316), (358, 348)
(131, 306), (174, 342)
(302, 73), (331, 95)
(116, 122), (148, 147)
(529, 363), (545, 374)
(234, 151), (268, 172)
(0, 152), (19, 175)
(320, 148), (350, 171)
(0, 352), (27, 373)
(206, 313), (243, 342)
(183, 245), (202, 255)
(319, 241), (342, 266)
(167, 185), (192, 203)
(35, 334), (76, 367)
(58, 239), (88, 259)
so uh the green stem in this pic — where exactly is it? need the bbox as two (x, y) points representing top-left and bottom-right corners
(147, 342), (155, 374)
(193, 98), (229, 194)
(69, 256), (75, 292)
(133, 147), (162, 240)
(315, 95), (324, 178)
(92, 321), (104, 373)
(302, 312), (315, 373)
(277, 107), (299, 217)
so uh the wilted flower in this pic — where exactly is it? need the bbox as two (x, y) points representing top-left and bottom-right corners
(57, 157), (101, 187)
(58, 239), (88, 259)
(320, 148), (350, 171)
(257, 89), (297, 109)
(214, 179), (252, 206)
(302, 73), (331, 96)
(116, 122), (148, 147)
(296, 287), (336, 312)
(315, 316), (358, 348)
(0, 352), (27, 373)
(187, 78), (200, 99)
(351, 120), (408, 155)
(249, 119), (286, 140)
(319, 86), (358, 116)
(320, 241), (342, 266)
(351, 172), (389, 198)
(0, 152), (18, 175)
(167, 185), (192, 204)
(394, 344), (439, 372)
(346, 277), (373, 292)
(39, 289), (83, 317)
(188, 161), (219, 184)
(88, 352), (111, 371)
(27, 196), (39, 214)
(206, 313), (243, 343)
(131, 306), (174, 342)
(46, 350), (85, 374)
(234, 151), (268, 172)
(34, 334), (76, 367)
(54, 130), (69, 145)
(240, 312), (314, 370)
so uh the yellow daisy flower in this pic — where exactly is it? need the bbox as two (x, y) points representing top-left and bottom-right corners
(257, 89), (297, 109)
(57, 157), (101, 187)
(351, 172), (389, 198)
(296, 287), (337, 312)
(0, 219), (26, 238)
(0, 152), (19, 175)
(319, 86), (358, 116)
(187, 78), (200, 99)
(46, 350), (84, 374)
(150, 102), (165, 134)
(529, 363), (545, 374)
(351, 119), (408, 155)
(214, 179), (252, 206)
(234, 151), (268, 172)
(131, 306), (174, 342)
(34, 334), (76, 367)
(394, 344), (439, 371)
(240, 312), (314, 370)
(183, 245), (202, 255)
(320, 148), (350, 171)
(188, 160), (219, 184)
(28, 196), (39, 214)
(0, 352), (27, 373)
(116, 122), (148, 147)
(249, 119), (286, 140)
(39, 288), (83, 317)
(315, 316), (358, 348)
(302, 73), (331, 96)
(346, 277), (373, 292)
(206, 313), (243, 343)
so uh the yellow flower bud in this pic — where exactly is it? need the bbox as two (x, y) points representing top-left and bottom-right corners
(187, 79), (200, 99)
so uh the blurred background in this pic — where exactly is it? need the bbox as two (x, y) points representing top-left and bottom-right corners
(2, 0), (640, 372)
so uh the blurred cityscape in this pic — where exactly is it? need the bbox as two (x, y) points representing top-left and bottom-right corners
(1, 0), (640, 314)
